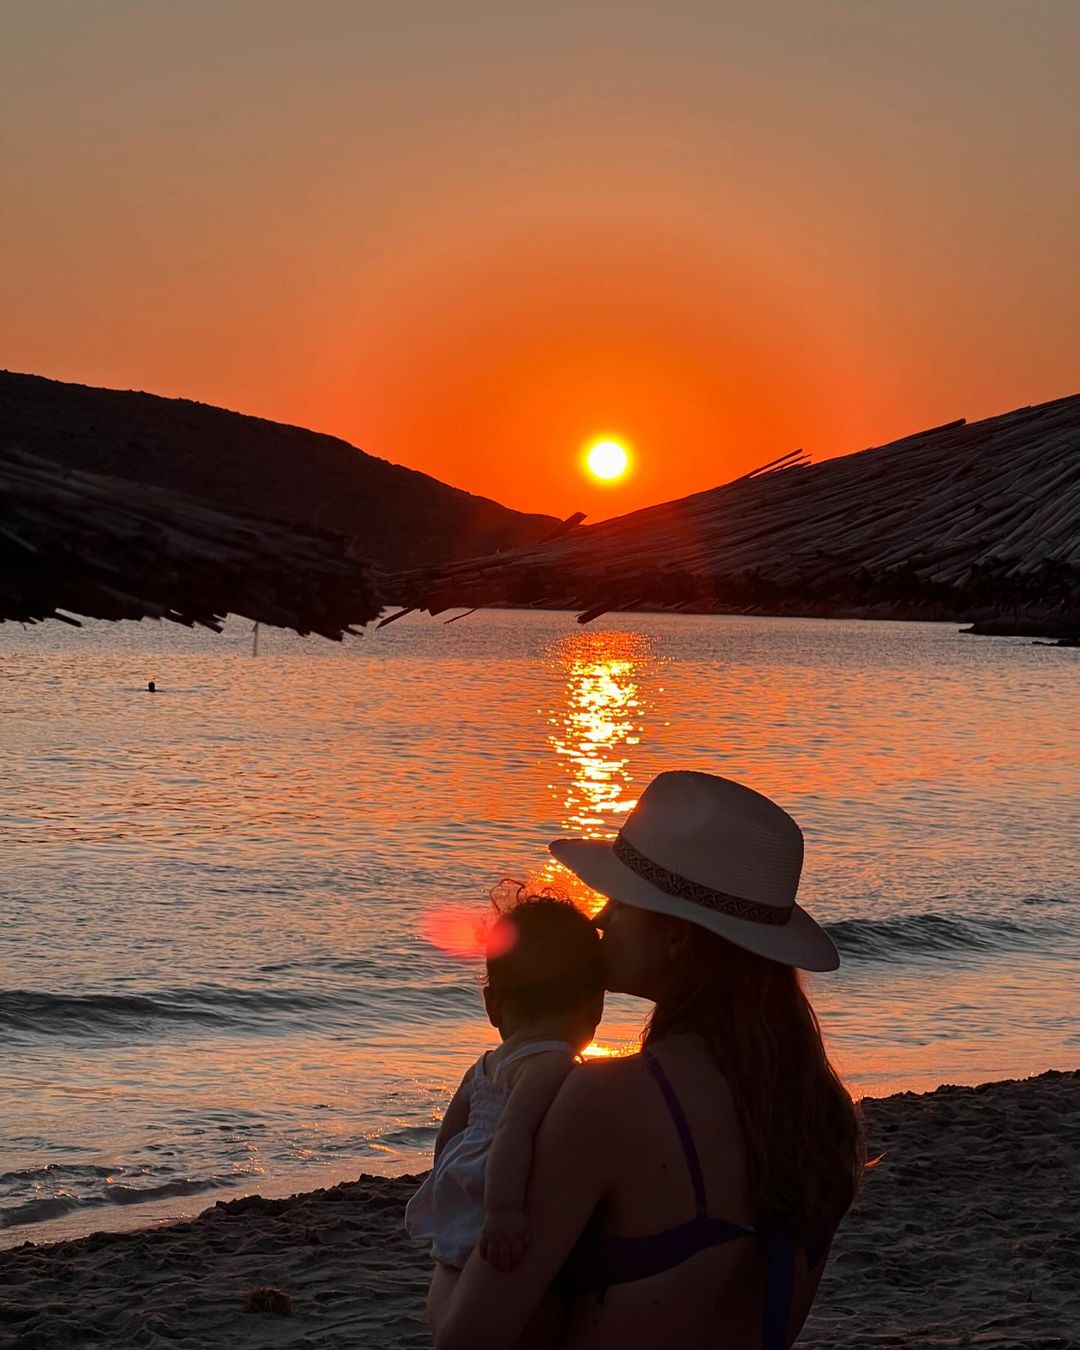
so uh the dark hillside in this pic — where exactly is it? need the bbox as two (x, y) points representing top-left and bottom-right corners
(0, 371), (556, 570)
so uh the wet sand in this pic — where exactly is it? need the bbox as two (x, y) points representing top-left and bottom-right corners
(1, 1069), (1076, 1349)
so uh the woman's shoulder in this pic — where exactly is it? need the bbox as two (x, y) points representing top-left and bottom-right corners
(578, 1048), (651, 1079)
(557, 1051), (651, 1111)
(526, 1053), (644, 1159)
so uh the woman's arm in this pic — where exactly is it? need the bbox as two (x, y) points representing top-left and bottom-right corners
(436, 1063), (612, 1350)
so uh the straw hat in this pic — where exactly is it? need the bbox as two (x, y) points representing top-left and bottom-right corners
(549, 770), (838, 972)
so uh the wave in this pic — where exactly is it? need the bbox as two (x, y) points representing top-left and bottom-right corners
(826, 909), (1070, 963)
(362, 1124), (437, 1152)
(0, 990), (221, 1036)
(0, 1162), (115, 1186)
(3, 905), (1071, 1039)
(0, 1173), (237, 1231)
(0, 979), (476, 1040)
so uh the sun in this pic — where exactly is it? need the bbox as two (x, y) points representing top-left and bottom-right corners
(584, 438), (630, 482)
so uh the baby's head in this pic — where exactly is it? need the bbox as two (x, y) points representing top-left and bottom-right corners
(483, 894), (604, 1051)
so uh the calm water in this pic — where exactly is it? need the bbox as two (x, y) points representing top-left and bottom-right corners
(1, 611), (1077, 1246)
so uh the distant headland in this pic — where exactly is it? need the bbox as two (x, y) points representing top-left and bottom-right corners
(0, 370), (557, 573)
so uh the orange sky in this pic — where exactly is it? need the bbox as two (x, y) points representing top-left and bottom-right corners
(3, 2), (1079, 519)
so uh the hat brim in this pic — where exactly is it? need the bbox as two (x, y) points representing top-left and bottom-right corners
(549, 837), (839, 973)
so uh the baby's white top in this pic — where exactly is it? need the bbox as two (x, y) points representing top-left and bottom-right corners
(404, 1038), (576, 1267)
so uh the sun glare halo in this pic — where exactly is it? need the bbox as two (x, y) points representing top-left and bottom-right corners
(585, 438), (630, 482)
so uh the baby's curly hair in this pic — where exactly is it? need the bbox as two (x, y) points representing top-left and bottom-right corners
(484, 881), (603, 1020)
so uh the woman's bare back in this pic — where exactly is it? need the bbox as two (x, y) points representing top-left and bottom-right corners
(434, 1031), (831, 1350)
(558, 1034), (827, 1350)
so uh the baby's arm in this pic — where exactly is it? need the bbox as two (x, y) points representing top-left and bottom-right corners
(480, 1052), (574, 1272)
(434, 1068), (474, 1165)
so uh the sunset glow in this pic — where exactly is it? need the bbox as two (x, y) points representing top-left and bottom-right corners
(4, 7), (1077, 523)
(3, 0), (1078, 1296)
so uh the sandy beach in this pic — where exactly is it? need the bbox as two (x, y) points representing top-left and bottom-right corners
(0, 1069), (1076, 1349)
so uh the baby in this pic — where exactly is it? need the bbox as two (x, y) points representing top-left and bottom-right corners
(406, 894), (604, 1275)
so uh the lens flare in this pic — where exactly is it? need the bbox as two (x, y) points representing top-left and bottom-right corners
(421, 905), (515, 960)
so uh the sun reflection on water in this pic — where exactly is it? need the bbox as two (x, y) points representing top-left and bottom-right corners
(409, 628), (666, 1058)
(531, 629), (660, 907)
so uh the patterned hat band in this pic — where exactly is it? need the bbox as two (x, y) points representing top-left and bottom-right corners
(612, 833), (793, 927)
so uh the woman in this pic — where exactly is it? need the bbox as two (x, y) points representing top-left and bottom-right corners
(433, 770), (863, 1350)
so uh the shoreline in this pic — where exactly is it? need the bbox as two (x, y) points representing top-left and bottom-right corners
(0, 1053), (1064, 1255)
(453, 602), (1080, 643)
(2, 1068), (1076, 1348)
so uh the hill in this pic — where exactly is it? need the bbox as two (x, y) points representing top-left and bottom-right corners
(0, 371), (557, 571)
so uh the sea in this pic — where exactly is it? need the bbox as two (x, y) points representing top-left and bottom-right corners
(1, 611), (1077, 1247)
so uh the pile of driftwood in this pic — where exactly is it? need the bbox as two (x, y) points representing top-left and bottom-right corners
(0, 448), (382, 639)
(382, 394), (1080, 623)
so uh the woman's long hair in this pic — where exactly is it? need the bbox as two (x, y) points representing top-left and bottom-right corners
(644, 925), (863, 1251)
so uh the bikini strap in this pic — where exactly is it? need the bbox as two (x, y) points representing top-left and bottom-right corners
(641, 1049), (708, 1218)
(495, 1039), (576, 1076)
(643, 1050), (795, 1349)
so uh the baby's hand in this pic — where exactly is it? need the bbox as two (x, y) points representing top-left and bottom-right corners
(479, 1208), (530, 1272)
